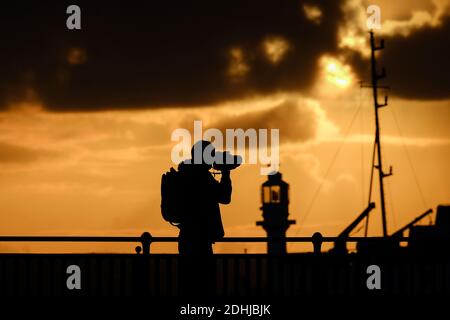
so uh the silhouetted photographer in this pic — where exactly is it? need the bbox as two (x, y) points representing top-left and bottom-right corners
(175, 140), (240, 255)
(160, 140), (241, 296)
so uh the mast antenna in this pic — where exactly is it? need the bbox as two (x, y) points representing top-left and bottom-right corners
(361, 31), (392, 237)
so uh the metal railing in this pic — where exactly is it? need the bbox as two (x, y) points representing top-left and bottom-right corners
(2, 233), (446, 296)
(0, 232), (409, 254)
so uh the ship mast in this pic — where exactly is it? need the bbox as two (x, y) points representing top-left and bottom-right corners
(366, 31), (392, 237)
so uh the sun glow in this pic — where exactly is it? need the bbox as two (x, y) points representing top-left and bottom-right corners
(320, 56), (354, 89)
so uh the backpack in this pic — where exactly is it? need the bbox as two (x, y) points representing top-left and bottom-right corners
(160, 167), (182, 227)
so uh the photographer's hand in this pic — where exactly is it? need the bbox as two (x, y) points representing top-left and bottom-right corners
(221, 169), (230, 179)
(216, 169), (231, 204)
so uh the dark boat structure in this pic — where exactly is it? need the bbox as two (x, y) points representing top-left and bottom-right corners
(328, 31), (449, 258)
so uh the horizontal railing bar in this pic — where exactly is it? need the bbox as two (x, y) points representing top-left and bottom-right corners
(0, 236), (410, 243)
(222, 237), (409, 242)
(0, 236), (140, 242)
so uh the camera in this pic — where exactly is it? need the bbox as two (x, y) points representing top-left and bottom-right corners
(213, 151), (242, 171)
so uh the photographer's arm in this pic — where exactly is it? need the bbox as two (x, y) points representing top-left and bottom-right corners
(216, 169), (232, 204)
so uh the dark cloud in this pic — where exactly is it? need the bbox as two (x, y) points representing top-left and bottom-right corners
(2, 1), (446, 111)
(350, 16), (450, 100)
(0, 142), (60, 164)
(0, 0), (342, 111)
(210, 100), (319, 143)
(383, 17), (450, 100)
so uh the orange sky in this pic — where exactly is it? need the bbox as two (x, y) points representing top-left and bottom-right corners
(0, 0), (449, 253)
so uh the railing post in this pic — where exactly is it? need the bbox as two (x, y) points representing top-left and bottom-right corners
(312, 232), (323, 255)
(140, 232), (152, 255)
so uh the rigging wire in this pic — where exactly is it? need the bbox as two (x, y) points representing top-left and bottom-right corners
(351, 224), (365, 236)
(386, 178), (397, 231)
(360, 86), (365, 208)
(389, 104), (429, 211)
(296, 97), (363, 234)
(364, 134), (376, 237)
(362, 86), (376, 237)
